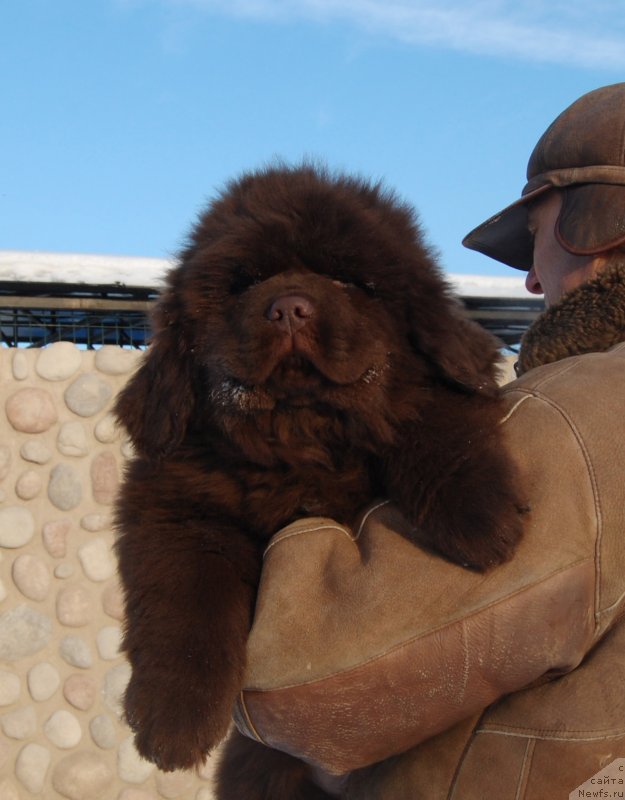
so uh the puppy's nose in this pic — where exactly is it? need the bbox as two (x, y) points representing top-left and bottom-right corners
(266, 295), (314, 333)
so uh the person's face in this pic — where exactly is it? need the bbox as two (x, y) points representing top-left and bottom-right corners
(525, 191), (607, 307)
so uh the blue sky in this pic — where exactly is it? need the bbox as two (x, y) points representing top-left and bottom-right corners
(2, 0), (625, 278)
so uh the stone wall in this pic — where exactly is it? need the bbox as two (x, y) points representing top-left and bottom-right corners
(0, 344), (218, 800)
(0, 343), (518, 799)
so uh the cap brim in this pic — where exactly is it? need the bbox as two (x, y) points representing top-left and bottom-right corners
(462, 184), (552, 271)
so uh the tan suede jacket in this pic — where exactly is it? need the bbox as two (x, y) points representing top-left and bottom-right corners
(345, 341), (625, 799)
(240, 269), (625, 798)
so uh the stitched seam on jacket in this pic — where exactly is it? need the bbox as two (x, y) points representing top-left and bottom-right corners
(263, 523), (356, 557)
(263, 500), (391, 558)
(447, 712), (486, 800)
(514, 738), (536, 800)
(600, 585), (625, 618)
(499, 394), (533, 425)
(498, 387), (602, 627)
(354, 500), (390, 539)
(236, 691), (266, 744)
(247, 557), (594, 690)
(504, 358), (580, 393)
(475, 729), (625, 742)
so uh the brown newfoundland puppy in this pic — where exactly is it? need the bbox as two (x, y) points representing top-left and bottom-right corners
(114, 164), (523, 798)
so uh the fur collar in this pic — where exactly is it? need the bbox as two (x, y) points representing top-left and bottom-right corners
(517, 262), (625, 375)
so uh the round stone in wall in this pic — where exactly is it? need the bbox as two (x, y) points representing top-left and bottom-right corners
(94, 413), (120, 443)
(28, 661), (61, 701)
(96, 625), (122, 660)
(55, 563), (75, 579)
(48, 464), (83, 511)
(91, 451), (119, 505)
(42, 518), (71, 558)
(5, 388), (58, 433)
(118, 789), (157, 800)
(12, 554), (51, 601)
(121, 438), (135, 459)
(59, 635), (93, 669)
(1, 705), (37, 739)
(64, 373), (113, 417)
(0, 669), (21, 705)
(15, 469), (43, 500)
(95, 346), (139, 375)
(12, 350), (29, 380)
(0, 737), (10, 770)
(196, 756), (217, 781)
(15, 742), (51, 794)
(52, 751), (114, 800)
(35, 342), (82, 381)
(80, 513), (109, 532)
(20, 439), (52, 464)
(89, 714), (117, 750)
(102, 662), (131, 717)
(57, 421), (89, 457)
(0, 605), (52, 661)
(0, 778), (20, 800)
(101, 579), (124, 620)
(118, 735), (155, 783)
(0, 445), (11, 480)
(43, 709), (82, 748)
(63, 673), (96, 711)
(78, 537), (115, 582)
(56, 584), (92, 627)
(0, 506), (35, 548)
(155, 769), (195, 799)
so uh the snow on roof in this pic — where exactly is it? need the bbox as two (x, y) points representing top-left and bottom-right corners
(0, 250), (529, 299)
(448, 272), (530, 299)
(0, 250), (171, 289)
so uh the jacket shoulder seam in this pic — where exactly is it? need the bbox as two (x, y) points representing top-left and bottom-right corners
(246, 557), (594, 690)
(514, 738), (536, 800)
(475, 726), (625, 741)
(500, 389), (603, 625)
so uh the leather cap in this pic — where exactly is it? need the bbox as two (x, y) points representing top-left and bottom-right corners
(463, 83), (625, 270)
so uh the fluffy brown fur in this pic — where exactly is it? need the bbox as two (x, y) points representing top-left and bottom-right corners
(114, 164), (524, 798)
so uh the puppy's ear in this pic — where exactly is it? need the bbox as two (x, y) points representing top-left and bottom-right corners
(114, 287), (195, 460)
(408, 290), (502, 395)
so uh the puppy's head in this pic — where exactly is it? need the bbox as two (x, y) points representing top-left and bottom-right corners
(116, 164), (501, 459)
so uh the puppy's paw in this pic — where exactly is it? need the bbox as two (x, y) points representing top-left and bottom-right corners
(216, 730), (336, 800)
(423, 501), (526, 571)
(414, 484), (529, 572)
(124, 669), (235, 771)
(406, 436), (528, 572)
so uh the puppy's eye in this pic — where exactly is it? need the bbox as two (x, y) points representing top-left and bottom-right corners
(333, 278), (376, 296)
(229, 271), (260, 295)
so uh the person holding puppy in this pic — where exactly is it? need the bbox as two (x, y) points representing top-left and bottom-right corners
(230, 83), (625, 799)
(345, 81), (625, 799)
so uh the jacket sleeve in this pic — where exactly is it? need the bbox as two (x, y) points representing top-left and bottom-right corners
(235, 360), (619, 775)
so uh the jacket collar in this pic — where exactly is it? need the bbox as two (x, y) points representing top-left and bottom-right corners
(517, 261), (625, 375)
